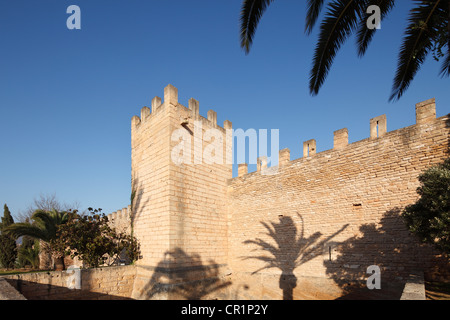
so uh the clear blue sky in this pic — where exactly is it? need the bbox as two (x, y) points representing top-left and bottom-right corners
(1, 1), (449, 219)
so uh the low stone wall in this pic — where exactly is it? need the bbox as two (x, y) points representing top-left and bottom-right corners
(2, 265), (136, 300)
(0, 266), (431, 300)
(0, 278), (26, 300)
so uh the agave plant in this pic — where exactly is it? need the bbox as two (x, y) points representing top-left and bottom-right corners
(239, 0), (450, 101)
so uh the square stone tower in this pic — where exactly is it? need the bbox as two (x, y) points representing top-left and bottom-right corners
(130, 84), (233, 299)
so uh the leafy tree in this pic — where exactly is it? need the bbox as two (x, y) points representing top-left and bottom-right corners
(0, 204), (17, 269)
(239, 0), (450, 101)
(402, 158), (450, 254)
(52, 208), (140, 268)
(5, 209), (70, 270)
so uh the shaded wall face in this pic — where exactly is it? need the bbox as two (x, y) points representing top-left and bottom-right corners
(227, 115), (450, 300)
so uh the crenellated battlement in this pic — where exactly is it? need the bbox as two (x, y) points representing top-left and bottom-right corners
(131, 84), (232, 132)
(106, 205), (131, 234)
(228, 96), (449, 299)
(236, 97), (441, 177)
(132, 87), (440, 179)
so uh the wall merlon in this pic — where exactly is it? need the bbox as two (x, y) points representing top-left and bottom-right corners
(131, 115), (141, 127)
(152, 97), (162, 112)
(141, 107), (151, 122)
(164, 84), (178, 106)
(207, 110), (217, 126)
(257, 156), (268, 172)
(303, 140), (317, 158)
(223, 120), (232, 130)
(416, 98), (436, 124)
(370, 114), (387, 139)
(279, 148), (291, 167)
(238, 163), (248, 177)
(188, 98), (200, 119)
(334, 128), (349, 150)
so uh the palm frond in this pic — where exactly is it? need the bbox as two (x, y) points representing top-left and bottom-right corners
(439, 0), (450, 77)
(356, 0), (396, 57)
(5, 209), (70, 242)
(305, 0), (327, 35)
(4, 223), (50, 242)
(240, 0), (275, 54)
(32, 209), (61, 238)
(440, 49), (450, 76)
(244, 238), (279, 253)
(309, 0), (367, 95)
(390, 0), (447, 101)
(448, 0), (450, 47)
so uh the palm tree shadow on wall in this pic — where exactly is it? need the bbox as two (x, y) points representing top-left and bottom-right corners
(323, 208), (446, 300)
(130, 176), (148, 233)
(243, 213), (348, 300)
(141, 248), (232, 300)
